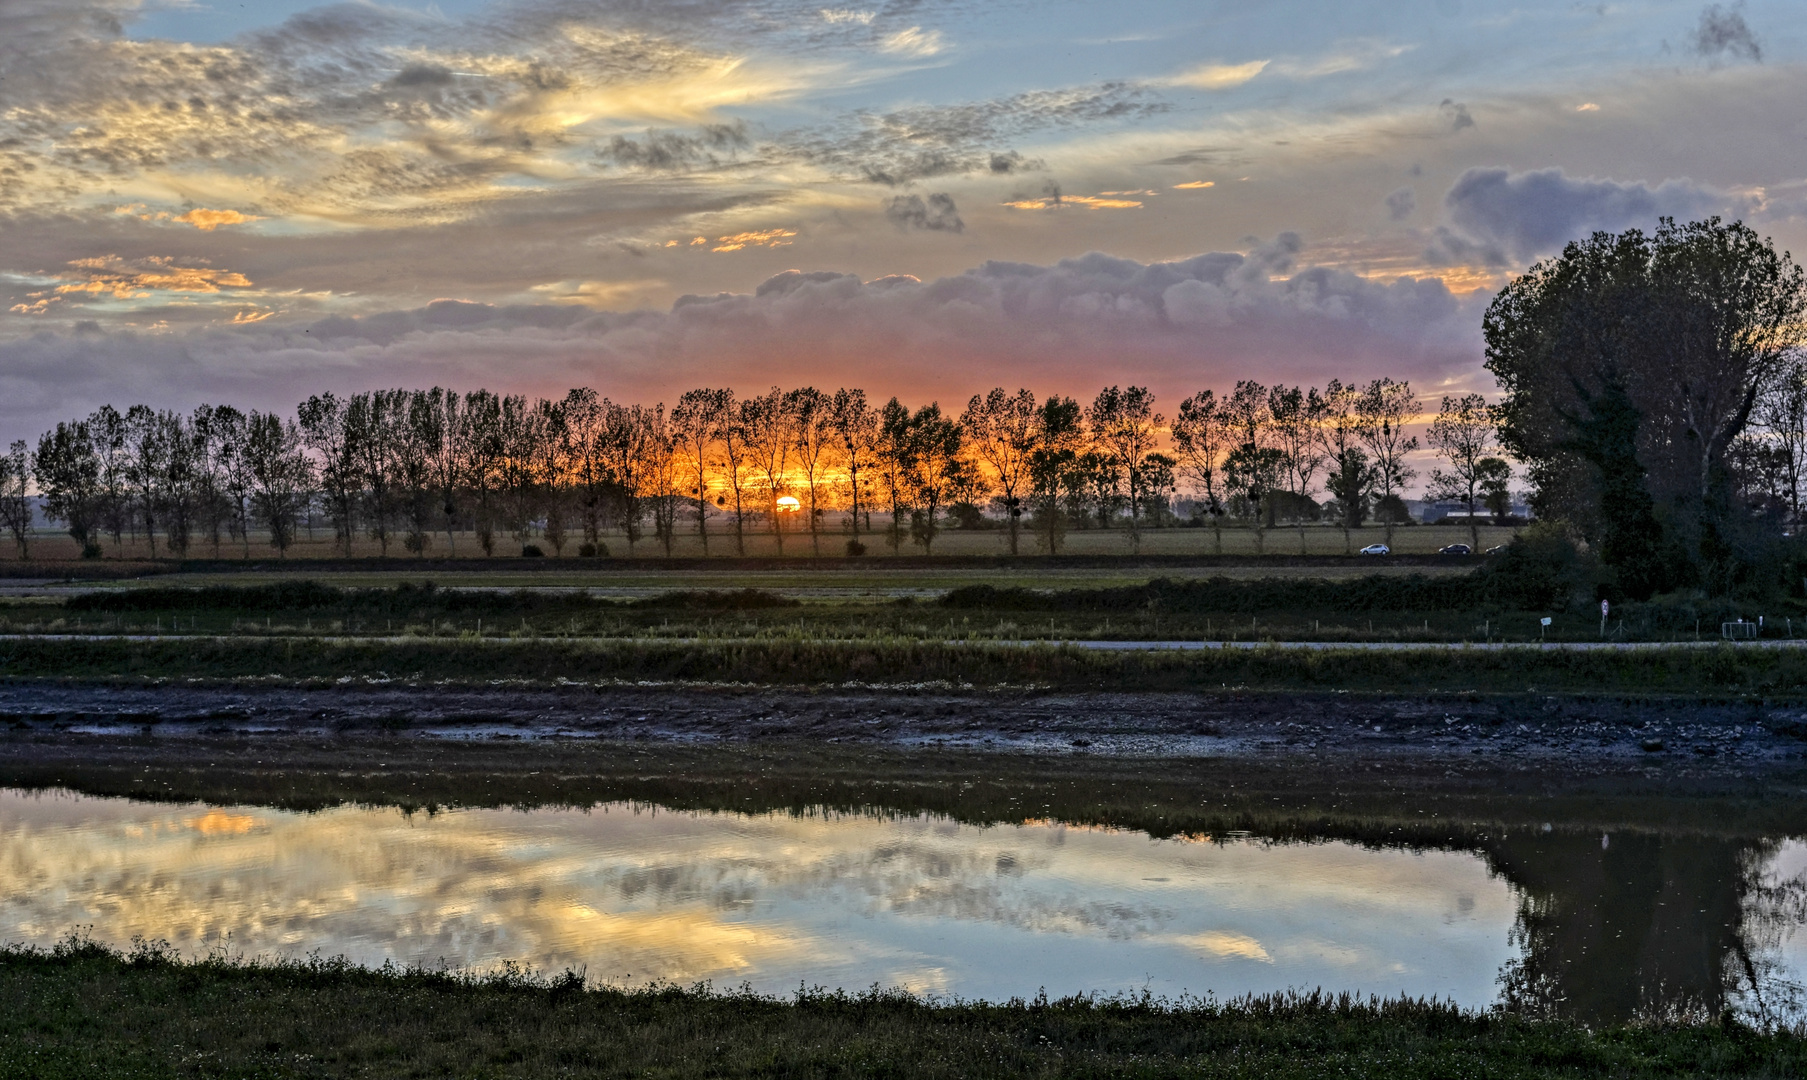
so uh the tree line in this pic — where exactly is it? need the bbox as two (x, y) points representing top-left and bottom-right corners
(0, 377), (1521, 560)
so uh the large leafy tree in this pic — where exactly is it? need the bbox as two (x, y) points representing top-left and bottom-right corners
(1486, 217), (1807, 595)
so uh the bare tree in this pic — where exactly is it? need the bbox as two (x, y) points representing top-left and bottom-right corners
(34, 419), (102, 554)
(672, 388), (732, 552)
(1171, 390), (1228, 553)
(298, 393), (359, 555)
(420, 388), (464, 554)
(786, 387), (832, 555)
(1088, 387), (1164, 550)
(962, 388), (1039, 554)
(1221, 380), (1281, 551)
(1355, 378), (1421, 544)
(122, 406), (169, 557)
(740, 387), (794, 553)
(1428, 392), (1497, 550)
(905, 403), (964, 555)
(530, 396), (570, 555)
(397, 391), (442, 556)
(876, 397), (915, 553)
(716, 392), (752, 555)
(562, 388), (608, 549)
(1028, 396), (1084, 554)
(458, 390), (504, 556)
(245, 412), (313, 556)
(1267, 384), (1328, 553)
(0, 441), (31, 558)
(191, 404), (240, 556)
(598, 400), (648, 552)
(828, 388), (876, 553)
(494, 394), (537, 546)
(347, 391), (407, 555)
(1316, 380), (1372, 551)
(639, 404), (681, 556)
(1756, 354), (1807, 528)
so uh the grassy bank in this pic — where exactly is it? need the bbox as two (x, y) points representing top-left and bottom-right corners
(13, 577), (1795, 644)
(6, 633), (1807, 695)
(4, 939), (1798, 1079)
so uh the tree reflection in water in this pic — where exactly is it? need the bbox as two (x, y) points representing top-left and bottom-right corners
(1485, 831), (1807, 1027)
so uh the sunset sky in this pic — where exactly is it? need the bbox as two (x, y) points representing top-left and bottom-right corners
(0, 0), (1799, 446)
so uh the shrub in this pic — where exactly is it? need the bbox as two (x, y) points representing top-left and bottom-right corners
(1473, 523), (1605, 611)
(846, 539), (867, 556)
(577, 542), (608, 558)
(521, 544), (545, 558)
(79, 541), (102, 559)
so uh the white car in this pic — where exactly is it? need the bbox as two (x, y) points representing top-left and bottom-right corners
(1358, 544), (1390, 555)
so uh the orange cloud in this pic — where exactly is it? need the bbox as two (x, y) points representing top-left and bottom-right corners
(1173, 180), (1215, 189)
(712, 228), (797, 253)
(113, 205), (262, 230)
(174, 208), (261, 231)
(49, 255), (254, 299)
(1003, 195), (1144, 210)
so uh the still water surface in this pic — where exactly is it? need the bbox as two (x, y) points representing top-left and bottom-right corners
(3, 788), (1805, 1021)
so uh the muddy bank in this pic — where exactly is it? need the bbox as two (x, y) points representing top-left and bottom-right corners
(1, 681), (1805, 774)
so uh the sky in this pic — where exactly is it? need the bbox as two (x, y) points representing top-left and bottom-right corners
(0, 0), (1800, 446)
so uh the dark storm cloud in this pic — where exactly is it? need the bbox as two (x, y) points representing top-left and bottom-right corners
(1690, 3), (1762, 62)
(1385, 187), (1416, 221)
(1439, 99), (1475, 132)
(1429, 166), (1747, 265)
(884, 193), (964, 232)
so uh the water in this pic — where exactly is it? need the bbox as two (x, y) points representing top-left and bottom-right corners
(3, 787), (1805, 1023)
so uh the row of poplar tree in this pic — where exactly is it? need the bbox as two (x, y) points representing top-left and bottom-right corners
(0, 378), (1507, 559)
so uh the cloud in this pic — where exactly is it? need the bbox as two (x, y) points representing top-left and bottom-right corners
(173, 209), (261, 231)
(1003, 191), (1144, 211)
(1268, 41), (1411, 79)
(1439, 99), (1475, 132)
(1430, 166), (1749, 265)
(709, 228), (796, 253)
(880, 27), (946, 58)
(597, 124), (752, 172)
(0, 240), (1486, 443)
(819, 9), (876, 25)
(988, 150), (1042, 174)
(884, 193), (964, 232)
(26, 255), (255, 305)
(1165, 60), (1268, 90)
(1385, 187), (1416, 221)
(792, 83), (1168, 186)
(1690, 3), (1761, 62)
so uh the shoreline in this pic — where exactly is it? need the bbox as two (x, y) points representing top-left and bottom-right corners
(3, 681), (1805, 775)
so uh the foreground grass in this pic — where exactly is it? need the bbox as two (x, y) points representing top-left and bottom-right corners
(5, 633), (1807, 696)
(4, 939), (1798, 1079)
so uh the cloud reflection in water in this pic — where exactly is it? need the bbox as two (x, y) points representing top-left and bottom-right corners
(0, 789), (1516, 1002)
